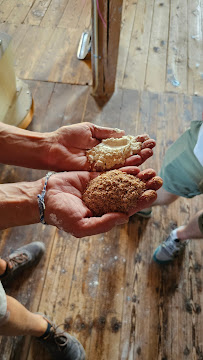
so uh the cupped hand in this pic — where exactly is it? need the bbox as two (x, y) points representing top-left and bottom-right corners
(48, 123), (156, 171)
(44, 168), (162, 238)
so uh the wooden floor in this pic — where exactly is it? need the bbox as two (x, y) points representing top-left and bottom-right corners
(0, 1), (203, 359)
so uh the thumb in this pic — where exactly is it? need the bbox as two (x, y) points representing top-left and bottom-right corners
(91, 125), (125, 140)
(78, 213), (129, 237)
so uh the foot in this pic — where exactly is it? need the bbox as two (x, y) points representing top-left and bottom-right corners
(153, 229), (188, 264)
(0, 242), (45, 280)
(37, 315), (86, 360)
(136, 207), (152, 218)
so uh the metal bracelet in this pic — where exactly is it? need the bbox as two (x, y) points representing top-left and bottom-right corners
(37, 171), (55, 225)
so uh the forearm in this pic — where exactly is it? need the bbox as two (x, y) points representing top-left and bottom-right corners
(0, 179), (43, 229)
(0, 123), (54, 169)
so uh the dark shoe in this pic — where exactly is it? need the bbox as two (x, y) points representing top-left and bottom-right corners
(37, 315), (86, 360)
(0, 242), (45, 281)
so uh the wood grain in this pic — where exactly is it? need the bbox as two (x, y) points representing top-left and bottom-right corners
(0, 1), (203, 359)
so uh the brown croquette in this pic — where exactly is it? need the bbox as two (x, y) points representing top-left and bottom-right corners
(82, 170), (146, 216)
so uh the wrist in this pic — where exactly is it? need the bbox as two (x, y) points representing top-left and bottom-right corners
(0, 179), (44, 230)
(37, 172), (55, 224)
(43, 131), (60, 171)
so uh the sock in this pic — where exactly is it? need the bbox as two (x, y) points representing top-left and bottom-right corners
(37, 321), (52, 339)
(171, 228), (178, 241)
(172, 226), (185, 242)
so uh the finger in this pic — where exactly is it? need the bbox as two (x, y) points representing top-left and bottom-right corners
(115, 149), (153, 168)
(139, 148), (153, 163)
(119, 155), (143, 167)
(135, 134), (150, 142)
(77, 213), (129, 237)
(117, 166), (140, 175)
(145, 176), (163, 190)
(128, 190), (157, 216)
(137, 190), (157, 209)
(141, 139), (156, 149)
(137, 168), (156, 181)
(91, 124), (125, 140)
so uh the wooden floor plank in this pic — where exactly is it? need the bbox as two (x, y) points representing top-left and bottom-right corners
(39, 0), (70, 28)
(1, 0), (202, 95)
(0, 0), (17, 22)
(75, 0), (91, 32)
(119, 0), (203, 96)
(24, 0), (52, 26)
(0, 0), (203, 358)
(0, 0), (36, 24)
(86, 229), (127, 360)
(116, 0), (138, 89)
(145, 0), (170, 93)
(0, 23), (91, 85)
(25, 80), (56, 132)
(165, 0), (188, 94)
(58, 0), (90, 30)
(6, 4), (31, 25)
(13, 25), (55, 80)
(28, 27), (91, 84)
(0, 23), (28, 55)
(192, 93), (203, 120)
(123, 0), (155, 91)
(187, 0), (203, 96)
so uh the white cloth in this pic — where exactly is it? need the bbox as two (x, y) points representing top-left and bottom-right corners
(194, 123), (203, 166)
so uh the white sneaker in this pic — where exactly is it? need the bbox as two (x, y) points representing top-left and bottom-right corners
(153, 229), (188, 264)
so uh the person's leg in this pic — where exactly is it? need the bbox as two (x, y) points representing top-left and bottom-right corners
(136, 187), (179, 217)
(152, 186), (179, 206)
(0, 296), (48, 336)
(153, 210), (203, 264)
(0, 294), (85, 359)
(176, 210), (203, 241)
(0, 243), (86, 359)
(0, 259), (7, 276)
(0, 241), (48, 335)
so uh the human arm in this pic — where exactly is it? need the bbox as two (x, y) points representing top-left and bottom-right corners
(0, 168), (162, 236)
(0, 179), (43, 230)
(0, 122), (155, 171)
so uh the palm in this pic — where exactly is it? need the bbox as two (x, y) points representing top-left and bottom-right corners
(50, 123), (156, 171)
(45, 169), (162, 238)
(45, 171), (92, 229)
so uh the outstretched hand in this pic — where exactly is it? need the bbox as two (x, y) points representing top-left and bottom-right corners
(44, 168), (162, 238)
(48, 123), (156, 171)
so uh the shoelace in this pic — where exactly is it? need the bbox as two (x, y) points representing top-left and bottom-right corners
(48, 323), (69, 351)
(7, 253), (29, 270)
(163, 238), (181, 255)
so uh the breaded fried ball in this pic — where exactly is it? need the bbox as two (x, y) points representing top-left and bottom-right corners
(82, 170), (146, 216)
